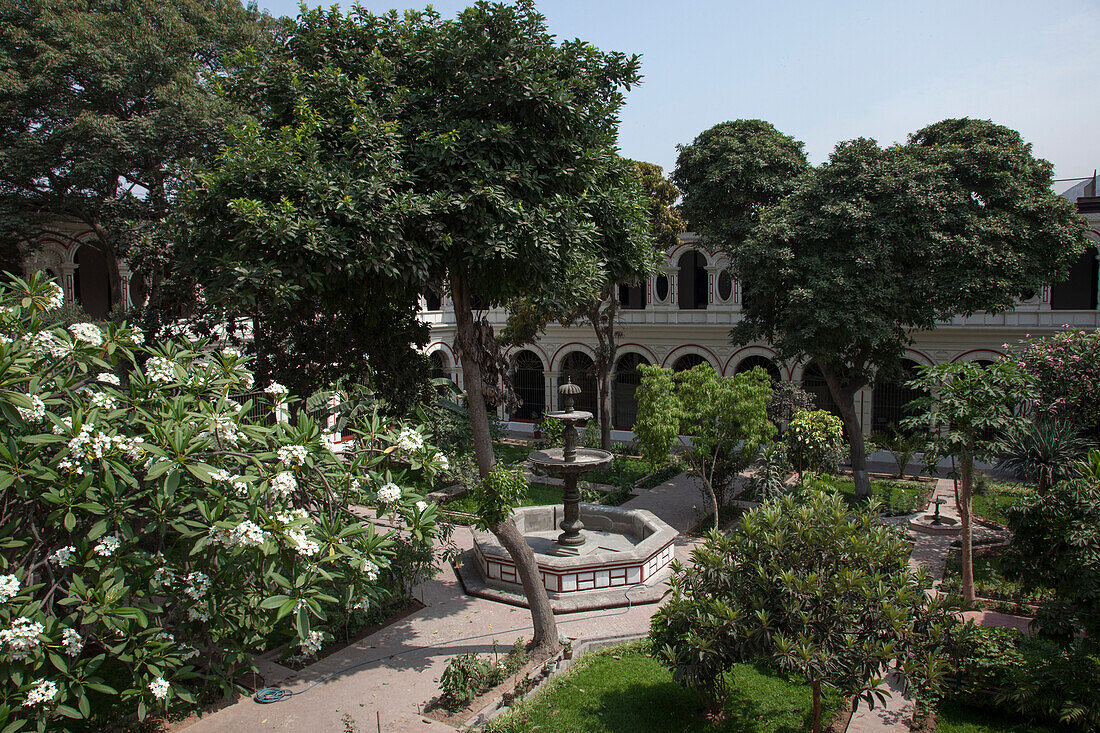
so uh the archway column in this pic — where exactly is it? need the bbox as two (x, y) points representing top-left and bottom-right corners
(117, 260), (132, 312)
(57, 262), (77, 305)
(704, 265), (722, 306)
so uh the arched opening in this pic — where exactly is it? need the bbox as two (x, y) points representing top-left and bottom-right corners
(429, 351), (448, 380)
(73, 244), (112, 318)
(677, 250), (707, 310)
(1051, 247), (1099, 310)
(558, 352), (598, 416)
(734, 354), (781, 382)
(510, 350), (545, 421)
(618, 282), (645, 310)
(871, 359), (923, 433)
(672, 353), (709, 373)
(717, 270), (733, 302)
(424, 285), (442, 311)
(613, 353), (650, 429)
(655, 274), (669, 302)
(800, 362), (842, 418)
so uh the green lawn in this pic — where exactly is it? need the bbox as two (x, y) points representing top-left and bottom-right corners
(444, 482), (564, 515)
(582, 454), (650, 488)
(970, 478), (1035, 526)
(812, 475), (930, 516)
(486, 642), (840, 733)
(936, 700), (1057, 733)
(940, 553), (1050, 610)
(494, 440), (535, 466)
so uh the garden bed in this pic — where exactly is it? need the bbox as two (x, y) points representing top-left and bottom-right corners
(484, 640), (848, 733)
(814, 475), (932, 516)
(970, 479), (1035, 526)
(939, 551), (1051, 613)
(930, 700), (1058, 732)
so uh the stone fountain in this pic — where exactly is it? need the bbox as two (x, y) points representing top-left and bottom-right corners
(457, 380), (678, 612)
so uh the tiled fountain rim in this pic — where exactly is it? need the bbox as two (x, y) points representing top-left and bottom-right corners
(472, 504), (679, 569)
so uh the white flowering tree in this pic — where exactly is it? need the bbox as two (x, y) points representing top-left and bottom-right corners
(0, 274), (448, 731)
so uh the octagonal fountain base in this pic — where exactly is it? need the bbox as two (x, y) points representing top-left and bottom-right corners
(455, 504), (678, 613)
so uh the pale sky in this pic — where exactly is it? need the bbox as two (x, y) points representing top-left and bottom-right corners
(259, 0), (1100, 185)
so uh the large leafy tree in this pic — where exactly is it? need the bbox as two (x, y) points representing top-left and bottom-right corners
(651, 489), (953, 732)
(0, 0), (271, 310)
(680, 118), (1090, 499)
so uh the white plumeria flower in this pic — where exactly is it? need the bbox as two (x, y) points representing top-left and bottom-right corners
(62, 628), (83, 657)
(48, 546), (75, 567)
(94, 535), (121, 557)
(0, 574), (19, 602)
(15, 394), (45, 423)
(43, 283), (64, 311)
(22, 679), (58, 707)
(68, 322), (103, 347)
(377, 482), (401, 504)
(97, 372), (120, 386)
(148, 677), (169, 700)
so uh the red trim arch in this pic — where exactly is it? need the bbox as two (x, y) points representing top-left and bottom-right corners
(951, 348), (1005, 364)
(426, 341), (458, 365)
(903, 347), (936, 368)
(502, 342), (550, 370)
(615, 342), (659, 365)
(661, 344), (721, 371)
(723, 344), (781, 376)
(667, 241), (718, 267)
(549, 342), (597, 373)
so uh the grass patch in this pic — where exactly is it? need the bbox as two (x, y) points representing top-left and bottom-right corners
(936, 700), (1057, 733)
(971, 478), (1035, 526)
(494, 440), (534, 466)
(582, 455), (650, 488)
(486, 641), (839, 733)
(444, 482), (563, 515)
(940, 552), (1051, 610)
(812, 475), (929, 516)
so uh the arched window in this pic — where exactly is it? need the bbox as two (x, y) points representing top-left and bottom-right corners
(613, 353), (650, 429)
(677, 250), (708, 310)
(871, 359), (923, 433)
(734, 355), (781, 382)
(511, 351), (545, 421)
(618, 282), (646, 310)
(558, 352), (598, 416)
(672, 353), (708, 373)
(801, 362), (842, 418)
(424, 285), (442, 311)
(429, 351), (447, 381)
(73, 243), (112, 318)
(655, 274), (669, 302)
(717, 270), (733, 302)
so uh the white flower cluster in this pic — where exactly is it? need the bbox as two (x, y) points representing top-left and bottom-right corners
(27, 331), (68, 358)
(123, 436), (145, 461)
(146, 356), (175, 383)
(89, 391), (117, 411)
(232, 520), (268, 548)
(187, 606), (210, 622)
(277, 445), (308, 466)
(211, 414), (244, 446)
(1, 617), (44, 660)
(395, 428), (424, 453)
(275, 508), (309, 524)
(436, 454), (450, 472)
(68, 322), (103, 347)
(285, 527), (319, 557)
(184, 572), (210, 601)
(51, 417), (71, 435)
(377, 482), (401, 504)
(44, 283), (64, 311)
(22, 679), (57, 707)
(0, 574), (19, 602)
(148, 677), (170, 700)
(269, 472), (297, 499)
(152, 567), (173, 588)
(94, 535), (121, 557)
(129, 327), (144, 345)
(416, 500), (429, 512)
(299, 630), (324, 657)
(15, 394), (45, 423)
(62, 628), (83, 657)
(221, 347), (240, 358)
(353, 596), (371, 613)
(359, 559), (379, 582)
(265, 382), (288, 397)
(48, 546), (75, 567)
(97, 372), (120, 386)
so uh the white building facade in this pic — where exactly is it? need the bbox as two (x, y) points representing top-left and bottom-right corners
(421, 181), (1100, 440)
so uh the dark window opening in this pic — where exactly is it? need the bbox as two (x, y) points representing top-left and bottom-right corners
(74, 244), (112, 318)
(677, 250), (708, 310)
(613, 353), (650, 429)
(672, 353), (708, 373)
(558, 352), (598, 417)
(871, 359), (924, 434)
(1051, 247), (1099, 310)
(618, 282), (646, 309)
(735, 355), (781, 382)
(655, 275), (669, 301)
(801, 362), (844, 424)
(717, 271), (733, 301)
(429, 352), (447, 380)
(511, 350), (545, 420)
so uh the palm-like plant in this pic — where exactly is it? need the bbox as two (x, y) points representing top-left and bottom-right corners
(997, 418), (1093, 492)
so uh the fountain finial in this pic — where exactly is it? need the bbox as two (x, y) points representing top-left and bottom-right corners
(558, 376), (582, 412)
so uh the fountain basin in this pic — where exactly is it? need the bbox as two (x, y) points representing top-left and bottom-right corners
(458, 504), (678, 611)
(909, 514), (961, 535)
(528, 448), (612, 476)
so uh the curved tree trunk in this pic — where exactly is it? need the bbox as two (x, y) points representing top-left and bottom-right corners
(451, 274), (559, 655)
(821, 366), (871, 500)
(591, 292), (617, 451)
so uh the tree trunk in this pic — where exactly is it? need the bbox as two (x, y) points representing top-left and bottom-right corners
(821, 367), (871, 500)
(958, 446), (976, 603)
(591, 293), (617, 451)
(451, 275), (559, 655)
(811, 679), (822, 733)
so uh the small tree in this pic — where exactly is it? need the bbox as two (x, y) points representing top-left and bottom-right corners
(675, 364), (774, 528)
(650, 489), (953, 732)
(786, 409), (846, 481)
(767, 380), (815, 435)
(903, 361), (1031, 603)
(633, 364), (680, 472)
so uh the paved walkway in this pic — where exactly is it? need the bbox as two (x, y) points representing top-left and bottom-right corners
(178, 473), (703, 732)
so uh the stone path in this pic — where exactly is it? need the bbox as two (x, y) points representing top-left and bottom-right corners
(177, 473), (703, 733)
